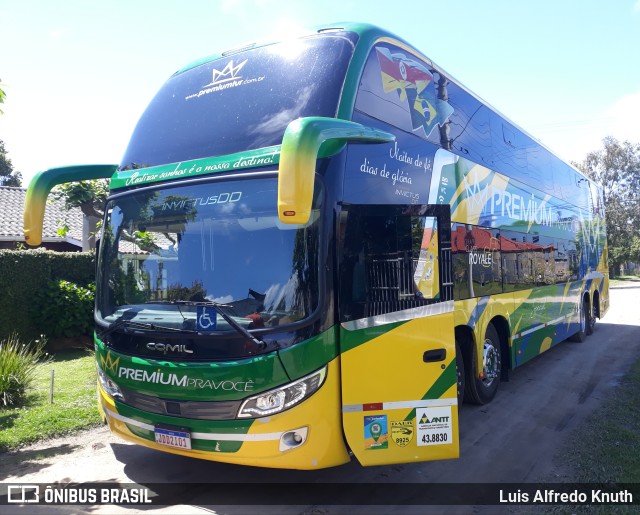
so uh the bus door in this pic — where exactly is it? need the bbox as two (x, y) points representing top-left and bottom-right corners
(338, 204), (459, 466)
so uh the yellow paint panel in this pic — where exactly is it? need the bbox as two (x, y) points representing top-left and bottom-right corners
(341, 312), (459, 465)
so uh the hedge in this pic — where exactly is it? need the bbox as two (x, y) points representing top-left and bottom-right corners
(0, 249), (95, 342)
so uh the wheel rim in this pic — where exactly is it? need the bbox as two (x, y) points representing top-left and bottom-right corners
(481, 339), (500, 387)
(580, 301), (587, 333)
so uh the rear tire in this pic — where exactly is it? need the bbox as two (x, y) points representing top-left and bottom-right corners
(465, 323), (501, 405)
(586, 300), (596, 335)
(455, 340), (465, 408)
(570, 297), (589, 342)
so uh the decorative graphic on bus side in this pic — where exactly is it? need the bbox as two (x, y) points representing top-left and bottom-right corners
(376, 47), (454, 138)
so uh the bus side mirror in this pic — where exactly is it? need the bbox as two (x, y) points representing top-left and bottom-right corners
(277, 117), (395, 225)
(23, 164), (117, 246)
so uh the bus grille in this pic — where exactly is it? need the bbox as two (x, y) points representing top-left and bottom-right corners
(120, 386), (241, 420)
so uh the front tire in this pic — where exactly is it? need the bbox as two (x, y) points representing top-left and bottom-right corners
(465, 323), (501, 405)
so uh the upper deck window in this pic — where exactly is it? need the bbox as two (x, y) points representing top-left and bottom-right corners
(120, 32), (357, 170)
(355, 44), (454, 142)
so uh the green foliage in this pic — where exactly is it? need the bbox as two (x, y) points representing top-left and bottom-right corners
(52, 179), (108, 219)
(112, 261), (149, 305)
(0, 249), (95, 341)
(0, 333), (50, 407)
(577, 137), (640, 276)
(34, 280), (95, 338)
(0, 138), (22, 187)
(134, 230), (159, 252)
(166, 280), (206, 301)
(0, 80), (5, 115)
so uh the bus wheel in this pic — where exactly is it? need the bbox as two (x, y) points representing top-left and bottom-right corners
(586, 301), (596, 335)
(570, 297), (589, 342)
(455, 340), (465, 408)
(465, 323), (501, 405)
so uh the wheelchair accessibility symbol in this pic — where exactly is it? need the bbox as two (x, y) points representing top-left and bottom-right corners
(197, 306), (217, 331)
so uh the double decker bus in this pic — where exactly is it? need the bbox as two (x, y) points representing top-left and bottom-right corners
(24, 22), (608, 469)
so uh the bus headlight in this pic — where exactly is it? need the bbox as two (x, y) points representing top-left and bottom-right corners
(97, 366), (124, 401)
(237, 366), (327, 418)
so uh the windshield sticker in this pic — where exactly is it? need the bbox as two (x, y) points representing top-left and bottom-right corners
(111, 147), (280, 189)
(162, 192), (242, 212)
(185, 59), (265, 101)
(197, 306), (218, 331)
(364, 415), (388, 450)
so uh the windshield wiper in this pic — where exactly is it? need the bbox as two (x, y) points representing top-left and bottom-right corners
(153, 300), (268, 349)
(98, 318), (199, 339)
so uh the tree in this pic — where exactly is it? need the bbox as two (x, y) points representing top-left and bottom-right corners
(576, 137), (640, 277)
(52, 180), (109, 249)
(0, 81), (23, 187)
(0, 139), (23, 187)
(0, 79), (6, 115)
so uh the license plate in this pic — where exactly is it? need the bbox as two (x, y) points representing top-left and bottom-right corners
(154, 426), (191, 450)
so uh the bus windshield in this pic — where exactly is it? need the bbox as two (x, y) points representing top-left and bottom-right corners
(119, 32), (356, 169)
(96, 177), (322, 335)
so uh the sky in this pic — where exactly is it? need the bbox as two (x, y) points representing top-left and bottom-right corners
(1, 0), (639, 187)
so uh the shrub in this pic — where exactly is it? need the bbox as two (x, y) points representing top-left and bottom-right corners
(34, 280), (95, 338)
(0, 333), (50, 407)
(0, 249), (95, 342)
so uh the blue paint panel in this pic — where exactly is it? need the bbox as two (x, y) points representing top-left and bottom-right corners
(344, 113), (438, 205)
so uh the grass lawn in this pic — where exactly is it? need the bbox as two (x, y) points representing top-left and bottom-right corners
(563, 356), (640, 483)
(0, 349), (102, 451)
(552, 357), (640, 513)
(610, 274), (640, 287)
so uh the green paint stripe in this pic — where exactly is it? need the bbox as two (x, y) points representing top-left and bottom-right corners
(422, 359), (456, 401)
(278, 326), (338, 380)
(339, 320), (407, 354)
(403, 359), (456, 422)
(109, 146), (281, 189)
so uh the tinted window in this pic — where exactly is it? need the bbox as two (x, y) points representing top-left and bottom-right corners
(120, 33), (356, 169)
(500, 231), (578, 290)
(97, 177), (323, 342)
(451, 224), (502, 300)
(340, 211), (442, 320)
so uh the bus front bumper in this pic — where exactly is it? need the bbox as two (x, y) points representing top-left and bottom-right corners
(97, 359), (350, 470)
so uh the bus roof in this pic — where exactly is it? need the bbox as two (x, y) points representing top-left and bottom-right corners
(173, 22), (592, 187)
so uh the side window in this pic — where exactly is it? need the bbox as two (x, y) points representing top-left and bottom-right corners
(339, 211), (443, 321)
(451, 224), (502, 300)
(536, 234), (563, 285)
(554, 238), (572, 283)
(354, 44), (454, 144)
(500, 231), (580, 290)
(501, 230), (535, 290)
